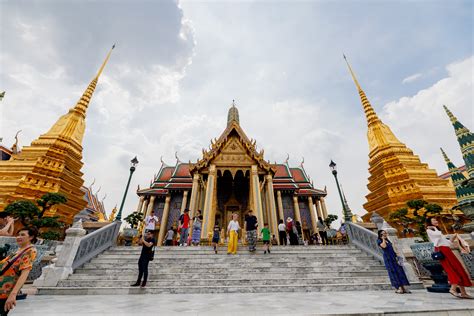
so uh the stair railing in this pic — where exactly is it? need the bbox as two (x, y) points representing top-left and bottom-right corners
(345, 222), (383, 262)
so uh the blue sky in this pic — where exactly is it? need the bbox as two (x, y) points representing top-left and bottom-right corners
(0, 0), (472, 224)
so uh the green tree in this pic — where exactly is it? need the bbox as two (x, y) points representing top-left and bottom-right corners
(124, 211), (144, 229)
(36, 192), (67, 219)
(4, 193), (67, 240)
(390, 199), (443, 241)
(324, 214), (339, 228)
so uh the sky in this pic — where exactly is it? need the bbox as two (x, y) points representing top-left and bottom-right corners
(0, 0), (472, 226)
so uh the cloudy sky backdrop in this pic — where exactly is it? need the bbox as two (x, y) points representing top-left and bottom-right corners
(0, 0), (472, 225)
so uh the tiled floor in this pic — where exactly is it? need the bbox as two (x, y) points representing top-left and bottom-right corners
(12, 290), (474, 315)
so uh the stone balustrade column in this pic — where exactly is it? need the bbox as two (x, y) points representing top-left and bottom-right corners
(33, 221), (87, 287)
(308, 196), (317, 235)
(157, 195), (171, 246)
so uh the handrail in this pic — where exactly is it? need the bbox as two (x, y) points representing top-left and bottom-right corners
(346, 222), (383, 263)
(72, 221), (121, 270)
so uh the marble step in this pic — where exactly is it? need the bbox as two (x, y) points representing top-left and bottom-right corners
(74, 265), (386, 275)
(68, 270), (389, 280)
(82, 259), (380, 270)
(58, 275), (391, 287)
(89, 256), (377, 265)
(38, 282), (396, 295)
(106, 246), (359, 254)
(94, 253), (370, 260)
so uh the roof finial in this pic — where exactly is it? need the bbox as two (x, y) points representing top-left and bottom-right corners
(232, 99), (235, 108)
(285, 153), (290, 165)
(175, 151), (181, 164)
(96, 44), (115, 79)
(443, 105), (457, 124)
(343, 53), (362, 91)
(440, 147), (450, 164)
(343, 54), (380, 126)
(11, 130), (21, 154)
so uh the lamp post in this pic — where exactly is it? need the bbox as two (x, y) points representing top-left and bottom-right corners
(116, 156), (139, 221)
(329, 160), (353, 222)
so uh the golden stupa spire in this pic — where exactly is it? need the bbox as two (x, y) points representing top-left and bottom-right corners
(343, 54), (380, 126)
(74, 44), (115, 117)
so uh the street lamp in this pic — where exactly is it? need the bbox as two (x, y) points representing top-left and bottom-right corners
(329, 160), (353, 222)
(116, 156), (139, 221)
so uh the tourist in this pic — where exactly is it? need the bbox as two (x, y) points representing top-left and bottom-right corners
(0, 226), (38, 315)
(164, 228), (174, 246)
(286, 218), (298, 246)
(317, 217), (328, 246)
(178, 209), (190, 246)
(295, 221), (303, 245)
(212, 225), (220, 254)
(244, 210), (258, 252)
(377, 230), (410, 294)
(271, 234), (278, 246)
(261, 223), (271, 254)
(278, 219), (287, 245)
(0, 214), (14, 237)
(131, 230), (155, 288)
(227, 213), (240, 255)
(191, 215), (203, 246)
(426, 217), (472, 299)
(144, 210), (158, 239)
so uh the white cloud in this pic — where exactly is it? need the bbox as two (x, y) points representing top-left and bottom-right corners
(402, 73), (422, 84)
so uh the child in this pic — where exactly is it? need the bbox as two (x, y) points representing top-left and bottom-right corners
(212, 225), (220, 254)
(165, 228), (174, 246)
(261, 223), (271, 254)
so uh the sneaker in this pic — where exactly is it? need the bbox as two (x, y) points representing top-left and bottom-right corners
(131, 282), (140, 287)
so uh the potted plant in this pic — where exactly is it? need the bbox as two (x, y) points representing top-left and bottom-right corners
(123, 212), (144, 246)
(391, 199), (449, 293)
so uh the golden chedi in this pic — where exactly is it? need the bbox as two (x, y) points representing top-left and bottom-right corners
(343, 56), (457, 222)
(0, 46), (114, 224)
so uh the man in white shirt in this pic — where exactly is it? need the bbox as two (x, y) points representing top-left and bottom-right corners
(144, 210), (158, 233)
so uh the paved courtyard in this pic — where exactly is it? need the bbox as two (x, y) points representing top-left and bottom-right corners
(12, 290), (474, 315)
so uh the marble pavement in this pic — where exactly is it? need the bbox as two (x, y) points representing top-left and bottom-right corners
(12, 290), (474, 315)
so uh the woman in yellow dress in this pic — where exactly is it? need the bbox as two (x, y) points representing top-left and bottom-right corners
(227, 213), (240, 255)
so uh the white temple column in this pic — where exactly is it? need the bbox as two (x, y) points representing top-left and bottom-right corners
(321, 197), (328, 219)
(315, 198), (323, 219)
(277, 191), (284, 222)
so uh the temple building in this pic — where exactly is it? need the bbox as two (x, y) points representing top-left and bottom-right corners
(0, 47), (113, 224)
(136, 103), (328, 245)
(343, 56), (458, 222)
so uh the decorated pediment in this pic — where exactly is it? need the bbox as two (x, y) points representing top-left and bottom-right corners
(190, 121), (275, 174)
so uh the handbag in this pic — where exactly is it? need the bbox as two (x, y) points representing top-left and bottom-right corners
(431, 251), (445, 260)
(149, 246), (155, 261)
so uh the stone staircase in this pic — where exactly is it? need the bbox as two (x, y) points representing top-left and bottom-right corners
(38, 245), (396, 295)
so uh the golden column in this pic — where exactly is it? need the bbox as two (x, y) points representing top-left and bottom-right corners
(292, 195), (302, 223)
(188, 174), (200, 218)
(320, 197), (328, 219)
(251, 165), (264, 236)
(146, 195), (156, 217)
(315, 198), (323, 219)
(265, 174), (279, 244)
(307, 196), (318, 234)
(136, 196), (145, 214)
(157, 195), (171, 246)
(276, 191), (284, 222)
(180, 190), (189, 214)
(202, 164), (217, 238)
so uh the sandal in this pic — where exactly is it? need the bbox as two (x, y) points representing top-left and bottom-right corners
(403, 290), (412, 294)
(395, 289), (404, 294)
(449, 290), (461, 298)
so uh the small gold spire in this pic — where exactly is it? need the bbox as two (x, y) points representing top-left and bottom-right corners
(440, 147), (450, 164)
(74, 45), (115, 117)
(343, 54), (380, 126)
(443, 105), (457, 124)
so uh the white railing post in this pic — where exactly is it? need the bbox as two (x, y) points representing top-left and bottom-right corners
(34, 220), (86, 287)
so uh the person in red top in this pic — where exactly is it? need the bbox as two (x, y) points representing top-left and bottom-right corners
(179, 209), (190, 246)
(0, 226), (38, 315)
